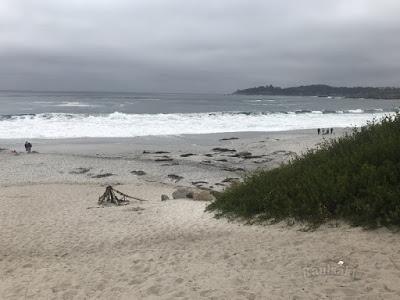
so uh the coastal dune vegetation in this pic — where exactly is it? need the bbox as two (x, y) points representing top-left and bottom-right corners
(207, 114), (400, 228)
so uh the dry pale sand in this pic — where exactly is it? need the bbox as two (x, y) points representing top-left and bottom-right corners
(1, 183), (400, 300)
(1, 130), (400, 299)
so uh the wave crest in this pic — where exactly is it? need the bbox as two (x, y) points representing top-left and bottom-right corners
(0, 110), (392, 139)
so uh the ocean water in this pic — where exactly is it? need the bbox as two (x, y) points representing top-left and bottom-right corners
(0, 91), (399, 139)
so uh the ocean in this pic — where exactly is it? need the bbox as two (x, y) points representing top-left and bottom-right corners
(0, 90), (399, 139)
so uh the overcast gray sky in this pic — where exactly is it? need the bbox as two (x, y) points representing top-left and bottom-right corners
(0, 0), (399, 93)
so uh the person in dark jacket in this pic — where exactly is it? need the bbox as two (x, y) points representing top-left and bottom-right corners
(24, 141), (32, 153)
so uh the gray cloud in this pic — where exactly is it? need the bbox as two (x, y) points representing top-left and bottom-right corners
(0, 0), (399, 92)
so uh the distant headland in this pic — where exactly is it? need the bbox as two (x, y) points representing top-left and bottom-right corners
(233, 84), (400, 99)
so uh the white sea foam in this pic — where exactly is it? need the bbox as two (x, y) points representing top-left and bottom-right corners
(0, 111), (392, 139)
(54, 102), (93, 107)
(346, 109), (364, 113)
(248, 99), (276, 103)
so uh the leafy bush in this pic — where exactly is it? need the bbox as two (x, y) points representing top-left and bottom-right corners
(206, 114), (400, 227)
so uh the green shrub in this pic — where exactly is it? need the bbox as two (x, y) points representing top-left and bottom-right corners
(206, 114), (400, 227)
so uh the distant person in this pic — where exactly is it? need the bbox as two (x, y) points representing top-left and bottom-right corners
(24, 141), (32, 153)
(330, 128), (333, 134)
(317, 128), (321, 135)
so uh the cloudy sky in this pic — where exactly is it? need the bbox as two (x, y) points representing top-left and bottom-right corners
(0, 0), (399, 93)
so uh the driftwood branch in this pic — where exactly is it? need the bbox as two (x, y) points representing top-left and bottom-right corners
(112, 188), (147, 202)
(98, 186), (147, 206)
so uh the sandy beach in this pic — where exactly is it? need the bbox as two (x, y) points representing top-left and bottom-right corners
(0, 130), (347, 189)
(1, 129), (400, 299)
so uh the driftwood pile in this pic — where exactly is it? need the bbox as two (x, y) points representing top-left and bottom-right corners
(98, 186), (147, 206)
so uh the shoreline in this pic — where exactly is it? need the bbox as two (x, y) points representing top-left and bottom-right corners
(0, 128), (347, 152)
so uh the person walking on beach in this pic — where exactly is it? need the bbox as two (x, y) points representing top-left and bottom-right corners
(330, 128), (333, 134)
(24, 141), (32, 153)
(317, 128), (321, 135)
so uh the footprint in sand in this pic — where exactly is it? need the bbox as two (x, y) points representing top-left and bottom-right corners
(146, 285), (162, 296)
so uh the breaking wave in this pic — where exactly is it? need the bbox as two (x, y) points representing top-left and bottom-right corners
(0, 110), (393, 139)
